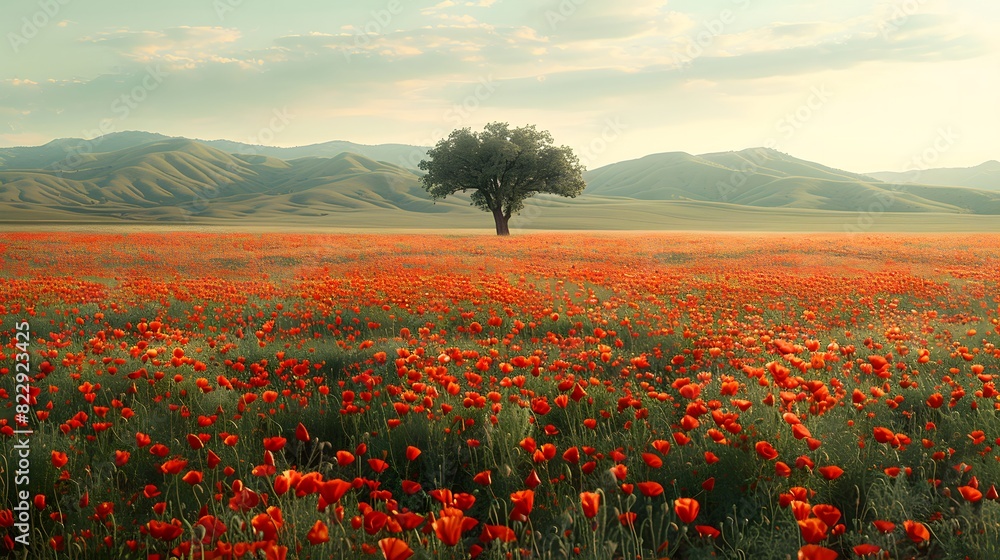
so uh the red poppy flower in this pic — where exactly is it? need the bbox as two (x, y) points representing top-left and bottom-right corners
(755, 441), (778, 460)
(147, 519), (184, 541)
(114, 450), (130, 467)
(872, 520), (895, 533)
(791, 501), (812, 521)
(320, 479), (352, 504)
(263, 436), (286, 452)
(637, 482), (664, 497)
(188, 434), (205, 450)
(394, 512), (425, 531)
(510, 490), (534, 522)
(181, 470), (204, 485)
(562, 446), (580, 464)
(903, 520), (930, 543)
(378, 538), (413, 560)
(674, 498), (699, 523)
(798, 544), (837, 560)
(479, 524), (517, 543)
(433, 508), (474, 546)
(958, 486), (982, 502)
(405, 446), (421, 461)
(642, 453), (663, 468)
(696, 525), (720, 538)
(853, 544), (881, 556)
(473, 470), (492, 486)
(295, 422), (310, 442)
(610, 464), (628, 481)
(651, 439), (671, 455)
(811, 504), (841, 527)
(797, 518), (828, 544)
(51, 451), (68, 468)
(524, 469), (542, 489)
(873, 427), (895, 444)
(580, 492), (601, 518)
(925, 393), (943, 408)
(160, 458), (188, 475)
(336, 451), (355, 466)
(818, 466), (843, 480)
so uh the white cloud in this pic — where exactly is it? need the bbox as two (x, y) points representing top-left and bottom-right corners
(82, 26), (245, 68)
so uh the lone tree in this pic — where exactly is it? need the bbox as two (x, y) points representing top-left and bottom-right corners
(419, 122), (586, 235)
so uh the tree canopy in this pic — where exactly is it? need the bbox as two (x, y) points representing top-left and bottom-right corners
(418, 122), (586, 235)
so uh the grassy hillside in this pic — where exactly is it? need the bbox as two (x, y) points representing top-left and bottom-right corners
(1, 139), (998, 231)
(868, 160), (1000, 190)
(0, 131), (429, 170)
(584, 148), (1000, 213)
(0, 139), (477, 223)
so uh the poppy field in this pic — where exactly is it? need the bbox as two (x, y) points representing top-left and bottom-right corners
(2, 231), (1000, 560)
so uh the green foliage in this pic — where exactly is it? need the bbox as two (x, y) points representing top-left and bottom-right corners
(418, 123), (586, 234)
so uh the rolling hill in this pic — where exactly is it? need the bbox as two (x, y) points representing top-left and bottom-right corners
(583, 148), (1000, 214)
(0, 139), (475, 223)
(1, 136), (998, 230)
(0, 131), (430, 172)
(867, 161), (1000, 191)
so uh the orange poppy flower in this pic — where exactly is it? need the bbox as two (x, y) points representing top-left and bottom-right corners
(637, 482), (664, 497)
(797, 544), (837, 560)
(378, 538), (414, 560)
(818, 466), (843, 480)
(903, 520), (930, 543)
(306, 520), (330, 545)
(51, 451), (68, 468)
(797, 518), (828, 544)
(755, 441), (778, 460)
(580, 491), (600, 518)
(673, 498), (699, 523)
(510, 490), (534, 522)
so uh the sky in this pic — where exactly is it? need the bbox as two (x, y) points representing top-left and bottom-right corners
(1, 0), (996, 172)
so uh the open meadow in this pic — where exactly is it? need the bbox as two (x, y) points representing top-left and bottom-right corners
(2, 232), (1000, 559)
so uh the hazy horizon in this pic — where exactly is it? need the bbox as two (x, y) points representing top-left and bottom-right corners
(4, 128), (999, 175)
(2, 1), (997, 172)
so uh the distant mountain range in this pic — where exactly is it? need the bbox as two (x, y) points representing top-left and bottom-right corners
(0, 137), (473, 222)
(586, 148), (1000, 213)
(0, 131), (429, 172)
(0, 131), (997, 229)
(866, 161), (1000, 191)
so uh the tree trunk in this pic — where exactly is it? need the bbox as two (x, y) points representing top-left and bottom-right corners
(492, 207), (510, 236)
